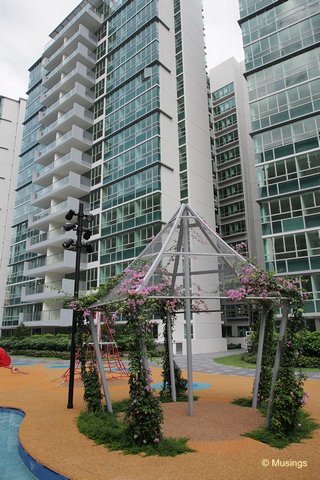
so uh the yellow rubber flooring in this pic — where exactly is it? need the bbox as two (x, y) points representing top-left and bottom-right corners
(1, 364), (319, 480)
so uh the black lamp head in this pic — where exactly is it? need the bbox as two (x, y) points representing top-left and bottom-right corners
(64, 222), (76, 232)
(62, 238), (75, 249)
(65, 209), (76, 221)
(85, 213), (94, 223)
(83, 229), (92, 240)
(85, 243), (94, 254)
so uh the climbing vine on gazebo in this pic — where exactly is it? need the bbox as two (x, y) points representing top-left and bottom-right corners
(68, 267), (190, 446)
(227, 261), (309, 437)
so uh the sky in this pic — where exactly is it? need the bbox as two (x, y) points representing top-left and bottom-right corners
(0, 0), (244, 100)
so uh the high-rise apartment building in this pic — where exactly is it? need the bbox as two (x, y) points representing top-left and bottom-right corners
(210, 57), (263, 342)
(239, 0), (320, 329)
(2, 0), (225, 353)
(0, 96), (26, 334)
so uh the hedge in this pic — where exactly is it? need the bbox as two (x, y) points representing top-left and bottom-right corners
(242, 330), (320, 369)
(293, 330), (320, 358)
(0, 334), (70, 353)
(6, 349), (70, 360)
(295, 355), (320, 369)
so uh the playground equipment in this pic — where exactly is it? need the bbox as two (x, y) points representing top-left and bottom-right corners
(56, 312), (128, 386)
(0, 348), (28, 375)
(93, 312), (128, 379)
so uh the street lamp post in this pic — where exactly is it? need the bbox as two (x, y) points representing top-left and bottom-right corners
(62, 203), (93, 409)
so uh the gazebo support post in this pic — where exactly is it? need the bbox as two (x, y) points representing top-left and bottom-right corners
(183, 216), (194, 416)
(88, 315), (113, 413)
(166, 225), (183, 403)
(139, 325), (150, 378)
(252, 305), (269, 408)
(166, 312), (177, 402)
(265, 302), (289, 429)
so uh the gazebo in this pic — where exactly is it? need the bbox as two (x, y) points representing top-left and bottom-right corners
(87, 203), (288, 426)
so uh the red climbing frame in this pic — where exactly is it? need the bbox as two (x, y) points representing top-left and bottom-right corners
(55, 312), (129, 385)
(98, 313), (129, 379)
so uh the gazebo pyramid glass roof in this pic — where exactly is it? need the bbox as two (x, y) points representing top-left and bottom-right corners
(93, 203), (253, 308)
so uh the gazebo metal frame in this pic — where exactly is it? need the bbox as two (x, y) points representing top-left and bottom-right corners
(88, 203), (288, 426)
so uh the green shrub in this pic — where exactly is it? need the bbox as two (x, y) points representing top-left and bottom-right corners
(241, 352), (256, 364)
(294, 330), (320, 358)
(242, 346), (320, 370)
(0, 337), (13, 350)
(245, 410), (319, 449)
(0, 334), (70, 353)
(78, 410), (193, 456)
(6, 349), (70, 359)
(295, 355), (320, 368)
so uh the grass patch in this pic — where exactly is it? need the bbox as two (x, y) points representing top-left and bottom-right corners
(78, 410), (194, 457)
(233, 398), (319, 448)
(214, 355), (256, 369)
(111, 396), (198, 413)
(213, 354), (320, 372)
(232, 397), (253, 408)
(111, 399), (130, 413)
(244, 411), (319, 449)
(232, 397), (268, 416)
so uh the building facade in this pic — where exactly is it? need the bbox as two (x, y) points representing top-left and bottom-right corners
(210, 57), (263, 343)
(2, 0), (226, 353)
(0, 96), (26, 333)
(239, 0), (320, 329)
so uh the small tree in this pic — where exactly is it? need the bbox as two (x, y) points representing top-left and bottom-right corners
(14, 322), (31, 337)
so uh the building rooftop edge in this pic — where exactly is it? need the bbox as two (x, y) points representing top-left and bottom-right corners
(0, 95), (27, 104)
(49, 0), (104, 39)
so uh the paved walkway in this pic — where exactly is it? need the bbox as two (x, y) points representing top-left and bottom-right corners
(173, 350), (320, 380)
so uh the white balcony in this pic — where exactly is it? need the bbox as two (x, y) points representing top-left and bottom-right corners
(43, 44), (96, 89)
(21, 278), (75, 302)
(30, 172), (90, 209)
(27, 228), (76, 255)
(28, 197), (86, 230)
(40, 83), (94, 127)
(41, 63), (95, 106)
(23, 309), (74, 328)
(24, 250), (87, 278)
(44, 3), (102, 57)
(35, 125), (92, 166)
(33, 149), (91, 187)
(44, 24), (97, 71)
(38, 104), (93, 145)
